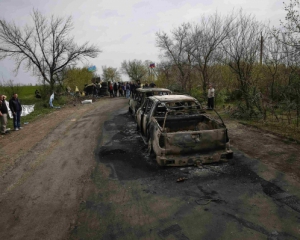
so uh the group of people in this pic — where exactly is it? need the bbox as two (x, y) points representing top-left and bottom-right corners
(0, 93), (22, 135)
(108, 81), (157, 98)
(109, 81), (142, 98)
(0, 84), (215, 135)
(107, 80), (215, 109)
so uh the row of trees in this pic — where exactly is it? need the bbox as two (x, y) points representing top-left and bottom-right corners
(0, 2), (299, 124)
(151, 3), (300, 123)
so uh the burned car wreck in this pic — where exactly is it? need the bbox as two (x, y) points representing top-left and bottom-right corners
(136, 95), (233, 167)
(128, 88), (172, 117)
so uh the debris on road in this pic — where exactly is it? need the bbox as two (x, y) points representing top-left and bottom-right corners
(81, 100), (93, 104)
(176, 177), (188, 182)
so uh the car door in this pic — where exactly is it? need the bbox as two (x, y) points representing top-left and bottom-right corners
(141, 99), (154, 136)
(136, 98), (148, 131)
(128, 95), (136, 114)
(135, 92), (143, 113)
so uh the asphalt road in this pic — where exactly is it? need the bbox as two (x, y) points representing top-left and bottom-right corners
(1, 97), (299, 240)
(70, 105), (300, 240)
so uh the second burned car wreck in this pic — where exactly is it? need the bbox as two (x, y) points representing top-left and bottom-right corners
(136, 95), (233, 167)
(128, 87), (172, 116)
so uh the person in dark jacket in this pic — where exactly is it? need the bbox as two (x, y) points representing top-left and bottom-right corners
(126, 82), (131, 98)
(9, 93), (22, 131)
(113, 82), (118, 97)
(109, 83), (114, 97)
(0, 94), (9, 134)
(118, 82), (124, 97)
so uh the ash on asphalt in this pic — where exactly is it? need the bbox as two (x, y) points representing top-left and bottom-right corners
(97, 110), (205, 182)
(98, 111), (166, 180)
(97, 110), (300, 215)
(97, 110), (252, 183)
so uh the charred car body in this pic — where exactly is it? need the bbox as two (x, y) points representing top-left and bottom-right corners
(128, 88), (172, 117)
(136, 95), (233, 167)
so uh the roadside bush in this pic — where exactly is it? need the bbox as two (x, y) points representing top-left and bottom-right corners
(190, 87), (203, 99)
(215, 89), (229, 107)
(230, 102), (263, 120)
(37, 85), (52, 101)
(190, 88), (206, 106)
(228, 89), (243, 101)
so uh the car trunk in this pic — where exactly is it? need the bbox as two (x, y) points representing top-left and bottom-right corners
(155, 115), (228, 154)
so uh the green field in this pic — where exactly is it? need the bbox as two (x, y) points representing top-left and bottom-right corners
(0, 85), (68, 130)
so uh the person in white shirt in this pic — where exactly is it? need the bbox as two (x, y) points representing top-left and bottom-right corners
(207, 84), (215, 109)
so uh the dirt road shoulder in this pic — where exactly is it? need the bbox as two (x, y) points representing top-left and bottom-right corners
(0, 97), (128, 240)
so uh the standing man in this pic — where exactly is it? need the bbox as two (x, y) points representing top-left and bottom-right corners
(126, 82), (131, 98)
(118, 83), (124, 97)
(207, 84), (215, 110)
(0, 95), (9, 134)
(109, 83), (114, 97)
(9, 93), (22, 131)
(113, 82), (118, 97)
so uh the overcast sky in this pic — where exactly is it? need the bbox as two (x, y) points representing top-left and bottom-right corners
(0, 0), (285, 85)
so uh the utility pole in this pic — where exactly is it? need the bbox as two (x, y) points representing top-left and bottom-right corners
(260, 32), (263, 65)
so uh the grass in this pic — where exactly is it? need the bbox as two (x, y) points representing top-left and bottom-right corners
(1, 85), (37, 102)
(217, 104), (300, 144)
(238, 120), (300, 143)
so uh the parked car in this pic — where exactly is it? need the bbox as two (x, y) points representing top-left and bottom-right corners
(136, 94), (233, 166)
(128, 88), (172, 118)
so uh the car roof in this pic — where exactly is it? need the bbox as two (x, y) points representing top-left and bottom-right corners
(149, 94), (196, 102)
(136, 88), (171, 93)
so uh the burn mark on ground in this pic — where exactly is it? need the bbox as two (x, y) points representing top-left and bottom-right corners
(223, 212), (298, 239)
(197, 185), (218, 197)
(84, 201), (111, 217)
(158, 224), (189, 240)
(98, 112), (162, 180)
(99, 112), (300, 214)
(99, 148), (127, 156)
(221, 160), (300, 214)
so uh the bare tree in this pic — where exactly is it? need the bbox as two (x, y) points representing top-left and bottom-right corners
(120, 59), (147, 82)
(156, 23), (194, 93)
(263, 33), (287, 100)
(270, 0), (300, 126)
(0, 9), (101, 91)
(276, 0), (300, 46)
(281, 40), (300, 124)
(155, 61), (174, 89)
(187, 11), (236, 93)
(222, 10), (267, 114)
